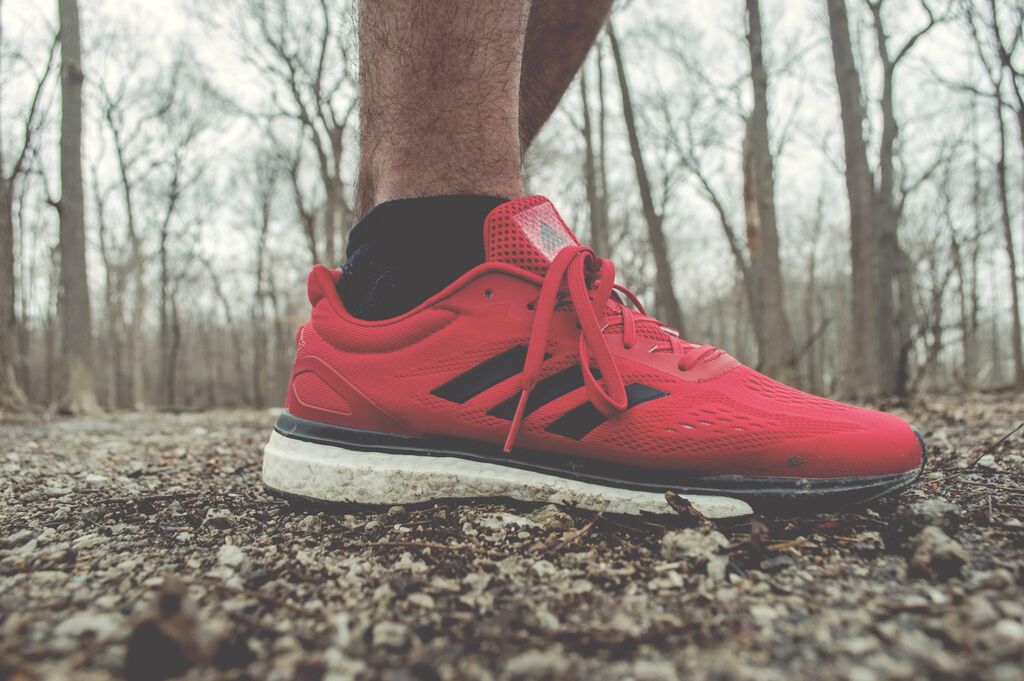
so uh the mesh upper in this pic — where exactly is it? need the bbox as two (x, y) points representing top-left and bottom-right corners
(295, 196), (922, 479)
(484, 196), (579, 276)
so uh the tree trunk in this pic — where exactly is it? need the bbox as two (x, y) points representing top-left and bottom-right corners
(57, 0), (99, 414)
(108, 107), (147, 409)
(596, 41), (611, 256)
(825, 0), (886, 398)
(607, 21), (685, 333)
(159, 224), (172, 407)
(743, 0), (793, 382)
(579, 66), (610, 258)
(0, 173), (30, 411)
(994, 89), (1024, 386)
(865, 0), (910, 396)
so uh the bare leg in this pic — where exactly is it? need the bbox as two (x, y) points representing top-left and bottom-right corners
(356, 0), (531, 214)
(519, 0), (613, 149)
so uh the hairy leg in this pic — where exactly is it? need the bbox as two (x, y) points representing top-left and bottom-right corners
(519, 0), (613, 150)
(356, 0), (531, 215)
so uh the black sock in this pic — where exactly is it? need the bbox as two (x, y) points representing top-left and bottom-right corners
(339, 195), (508, 320)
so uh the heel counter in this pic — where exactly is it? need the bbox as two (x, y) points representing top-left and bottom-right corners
(284, 319), (412, 434)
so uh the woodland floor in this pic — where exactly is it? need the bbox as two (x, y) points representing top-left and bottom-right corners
(1, 398), (1023, 681)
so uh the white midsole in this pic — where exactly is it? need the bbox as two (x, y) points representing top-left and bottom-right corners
(261, 431), (752, 518)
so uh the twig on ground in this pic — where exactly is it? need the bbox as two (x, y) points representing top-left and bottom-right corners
(969, 422), (1024, 467)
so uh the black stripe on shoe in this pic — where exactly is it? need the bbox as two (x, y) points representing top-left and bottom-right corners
(545, 383), (668, 440)
(432, 346), (550, 404)
(488, 365), (602, 420)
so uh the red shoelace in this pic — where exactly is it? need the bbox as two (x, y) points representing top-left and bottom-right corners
(503, 245), (717, 453)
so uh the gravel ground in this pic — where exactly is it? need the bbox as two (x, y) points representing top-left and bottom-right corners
(1, 397), (1023, 681)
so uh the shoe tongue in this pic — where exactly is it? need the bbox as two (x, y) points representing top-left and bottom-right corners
(483, 196), (580, 276)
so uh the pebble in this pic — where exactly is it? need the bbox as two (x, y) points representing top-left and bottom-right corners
(852, 531), (884, 557)
(371, 621), (410, 649)
(975, 453), (998, 470)
(407, 592), (435, 609)
(526, 504), (575, 531)
(964, 595), (1000, 628)
(297, 515), (322, 534)
(217, 543), (249, 571)
(204, 508), (235, 529)
(988, 619), (1024, 653)
(661, 527), (729, 564)
(2, 528), (35, 549)
(531, 560), (557, 578)
(759, 554), (797, 573)
(894, 499), (962, 540)
(908, 526), (968, 581)
(53, 611), (123, 647)
(476, 512), (539, 532)
(504, 647), (569, 679)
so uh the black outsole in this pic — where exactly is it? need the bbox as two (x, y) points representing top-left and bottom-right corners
(272, 412), (927, 513)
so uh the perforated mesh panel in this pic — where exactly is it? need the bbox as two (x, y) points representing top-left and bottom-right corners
(484, 196), (578, 276)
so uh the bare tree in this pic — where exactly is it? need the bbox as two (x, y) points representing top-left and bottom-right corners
(607, 21), (685, 333)
(825, 0), (941, 397)
(0, 14), (58, 411)
(963, 0), (1024, 386)
(579, 59), (610, 259)
(56, 0), (100, 414)
(742, 0), (793, 381)
(205, 0), (358, 262)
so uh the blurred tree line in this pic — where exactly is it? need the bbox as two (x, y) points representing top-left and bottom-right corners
(1, 0), (1022, 414)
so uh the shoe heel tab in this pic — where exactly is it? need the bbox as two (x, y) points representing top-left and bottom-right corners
(307, 265), (346, 316)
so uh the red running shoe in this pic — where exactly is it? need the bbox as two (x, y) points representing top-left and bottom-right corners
(263, 196), (924, 517)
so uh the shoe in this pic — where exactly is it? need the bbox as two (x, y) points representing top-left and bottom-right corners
(262, 196), (925, 517)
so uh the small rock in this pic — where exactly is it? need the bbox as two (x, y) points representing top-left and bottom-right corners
(908, 526), (967, 581)
(852, 531), (884, 557)
(975, 453), (998, 470)
(203, 508), (234, 529)
(759, 554), (796, 573)
(371, 621), (410, 649)
(527, 504), (574, 531)
(72, 533), (104, 550)
(839, 636), (880, 656)
(54, 611), (123, 642)
(476, 512), (539, 532)
(297, 515), (322, 534)
(1, 528), (35, 549)
(988, 619), (1024, 654)
(890, 499), (961, 547)
(964, 595), (1000, 628)
(217, 544), (248, 571)
(504, 647), (569, 679)
(531, 560), (557, 578)
(407, 592), (435, 609)
(570, 579), (593, 594)
(631, 659), (678, 681)
(749, 604), (777, 624)
(661, 527), (729, 565)
(386, 505), (406, 519)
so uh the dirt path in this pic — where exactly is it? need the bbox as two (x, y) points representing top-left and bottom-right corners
(1, 398), (1023, 680)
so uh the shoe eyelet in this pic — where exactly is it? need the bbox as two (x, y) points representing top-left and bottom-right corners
(526, 302), (536, 311)
(483, 289), (493, 299)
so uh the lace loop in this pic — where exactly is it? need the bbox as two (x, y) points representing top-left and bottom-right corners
(502, 245), (718, 453)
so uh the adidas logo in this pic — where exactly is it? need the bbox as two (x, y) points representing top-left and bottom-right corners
(431, 346), (666, 441)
